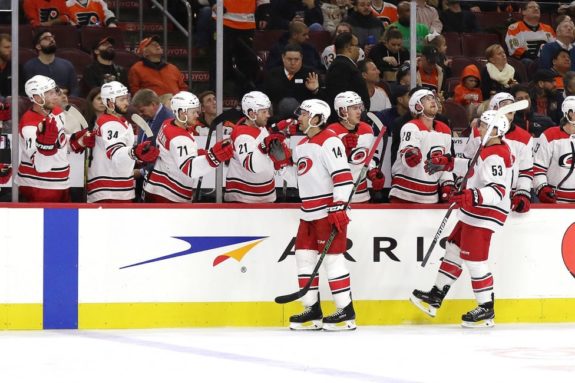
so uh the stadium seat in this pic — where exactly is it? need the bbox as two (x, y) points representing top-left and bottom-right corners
(461, 33), (501, 58)
(80, 26), (127, 53)
(253, 30), (286, 52)
(450, 56), (480, 79)
(57, 48), (93, 82)
(0, 25), (34, 48)
(113, 50), (140, 69)
(475, 12), (518, 33)
(444, 77), (460, 98)
(34, 25), (81, 49)
(443, 32), (462, 57)
(67, 96), (88, 115)
(18, 48), (37, 66)
(308, 31), (332, 53)
(443, 100), (470, 133)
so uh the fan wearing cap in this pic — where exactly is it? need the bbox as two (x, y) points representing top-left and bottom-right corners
(127, 35), (188, 97)
(416, 45), (444, 94)
(82, 36), (128, 91)
(529, 68), (563, 125)
(66, 0), (118, 27)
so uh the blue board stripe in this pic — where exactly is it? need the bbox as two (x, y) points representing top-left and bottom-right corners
(43, 209), (78, 329)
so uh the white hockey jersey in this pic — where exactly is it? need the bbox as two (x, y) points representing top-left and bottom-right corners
(280, 129), (353, 221)
(457, 142), (514, 232)
(16, 107), (70, 190)
(533, 126), (575, 203)
(224, 123), (276, 203)
(327, 121), (375, 203)
(321, 45), (365, 70)
(87, 113), (136, 202)
(144, 119), (216, 202)
(389, 118), (454, 203)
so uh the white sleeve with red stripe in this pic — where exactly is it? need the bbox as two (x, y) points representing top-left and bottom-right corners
(168, 135), (213, 179)
(398, 123), (422, 168)
(515, 136), (534, 193)
(322, 136), (353, 204)
(477, 155), (508, 205)
(101, 120), (135, 168)
(533, 134), (551, 192)
(233, 133), (274, 174)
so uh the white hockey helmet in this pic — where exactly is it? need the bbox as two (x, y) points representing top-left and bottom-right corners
(480, 110), (509, 137)
(562, 96), (575, 124)
(408, 89), (435, 115)
(241, 91), (271, 120)
(334, 91), (363, 119)
(101, 81), (129, 106)
(488, 92), (514, 111)
(171, 91), (200, 120)
(25, 75), (57, 105)
(297, 99), (331, 128)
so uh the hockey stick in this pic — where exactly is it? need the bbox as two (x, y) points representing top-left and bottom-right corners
(366, 112), (388, 203)
(193, 107), (243, 202)
(131, 114), (154, 138)
(420, 99), (529, 267)
(275, 125), (387, 304)
(64, 104), (89, 133)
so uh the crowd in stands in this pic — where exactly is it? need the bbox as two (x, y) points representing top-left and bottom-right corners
(1, 0), (575, 207)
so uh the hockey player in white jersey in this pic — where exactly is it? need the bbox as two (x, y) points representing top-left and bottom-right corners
(224, 91), (284, 203)
(534, 96), (575, 203)
(16, 75), (95, 202)
(143, 91), (234, 202)
(87, 81), (159, 202)
(273, 99), (356, 331)
(389, 89), (455, 203)
(411, 111), (514, 328)
(327, 91), (384, 202)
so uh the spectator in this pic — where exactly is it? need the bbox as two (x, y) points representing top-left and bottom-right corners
(359, 59), (391, 112)
(345, 0), (385, 47)
(320, 0), (349, 33)
(480, 44), (522, 99)
(396, 63), (411, 86)
(23, 0), (72, 26)
(66, 0), (118, 27)
(128, 35), (188, 97)
(131, 88), (174, 145)
(23, 29), (79, 97)
(389, 1), (429, 53)
(440, 0), (478, 33)
(564, 71), (575, 97)
(453, 64), (482, 107)
(267, 21), (324, 72)
(416, 0), (442, 33)
(368, 26), (409, 82)
(529, 69), (563, 125)
(268, 0), (324, 30)
(0, 33), (11, 98)
(85, 87), (106, 127)
(263, 44), (321, 118)
(321, 22), (366, 70)
(82, 37), (128, 92)
(416, 45), (444, 93)
(551, 49), (572, 91)
(510, 83), (554, 137)
(195, 90), (217, 135)
(425, 31), (451, 79)
(325, 32), (370, 118)
(505, 1), (555, 66)
(539, 19), (575, 71)
(370, 0), (398, 28)
(376, 83), (410, 137)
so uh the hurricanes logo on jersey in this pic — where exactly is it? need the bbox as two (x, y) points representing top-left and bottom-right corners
(561, 223), (575, 279)
(558, 152), (574, 168)
(349, 148), (367, 165)
(297, 157), (313, 176)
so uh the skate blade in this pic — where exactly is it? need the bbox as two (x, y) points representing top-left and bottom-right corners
(322, 320), (357, 331)
(409, 295), (437, 317)
(289, 320), (323, 331)
(461, 319), (495, 328)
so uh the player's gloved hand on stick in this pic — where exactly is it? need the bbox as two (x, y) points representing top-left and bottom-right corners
(450, 188), (482, 210)
(258, 133), (285, 154)
(35, 117), (59, 156)
(273, 119), (299, 136)
(402, 146), (422, 168)
(0, 164), (12, 184)
(439, 182), (455, 203)
(69, 128), (95, 153)
(206, 139), (234, 167)
(511, 190), (531, 212)
(269, 140), (292, 170)
(342, 133), (358, 158)
(537, 185), (556, 203)
(130, 140), (160, 163)
(367, 168), (385, 191)
(327, 203), (350, 232)
(424, 152), (454, 174)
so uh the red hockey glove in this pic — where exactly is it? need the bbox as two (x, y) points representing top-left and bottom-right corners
(130, 141), (159, 163)
(69, 128), (95, 153)
(450, 188), (482, 210)
(273, 118), (299, 136)
(207, 139), (234, 167)
(258, 133), (285, 154)
(511, 190), (531, 213)
(342, 133), (358, 158)
(367, 168), (385, 191)
(440, 181), (455, 203)
(269, 140), (292, 170)
(424, 152), (454, 175)
(327, 203), (350, 233)
(35, 117), (59, 156)
(0, 164), (12, 184)
(402, 146), (422, 168)
(537, 185), (556, 203)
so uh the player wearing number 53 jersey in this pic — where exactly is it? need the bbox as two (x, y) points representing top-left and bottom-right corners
(143, 92), (233, 202)
(276, 99), (357, 331)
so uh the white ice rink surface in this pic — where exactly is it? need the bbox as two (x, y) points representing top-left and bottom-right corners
(1, 324), (574, 383)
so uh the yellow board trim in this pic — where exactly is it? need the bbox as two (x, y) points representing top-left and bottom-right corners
(0, 304), (43, 330)
(78, 298), (575, 329)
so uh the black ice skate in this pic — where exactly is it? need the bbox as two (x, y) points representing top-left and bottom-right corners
(289, 301), (323, 330)
(410, 285), (450, 317)
(322, 302), (356, 331)
(461, 301), (495, 328)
